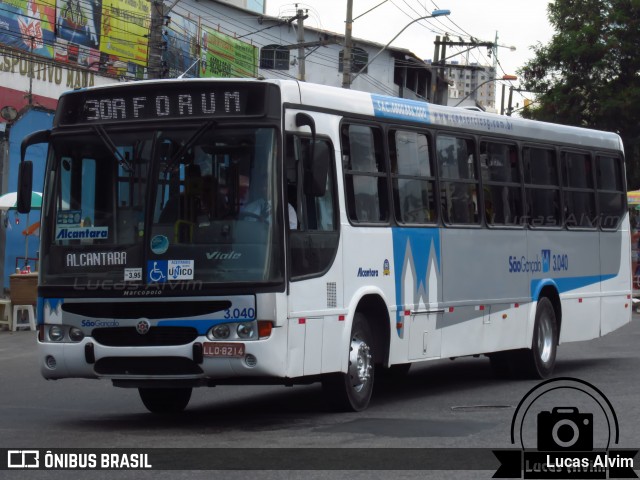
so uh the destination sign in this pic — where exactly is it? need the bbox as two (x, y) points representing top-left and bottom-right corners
(55, 82), (277, 125)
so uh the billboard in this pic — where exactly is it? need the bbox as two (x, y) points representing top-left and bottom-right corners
(99, 0), (150, 66)
(0, 0), (56, 58)
(165, 13), (198, 78)
(200, 27), (257, 78)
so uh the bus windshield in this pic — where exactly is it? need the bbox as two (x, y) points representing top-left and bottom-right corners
(42, 124), (283, 287)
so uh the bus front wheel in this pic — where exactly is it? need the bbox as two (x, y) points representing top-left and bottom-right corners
(322, 313), (375, 411)
(138, 387), (192, 414)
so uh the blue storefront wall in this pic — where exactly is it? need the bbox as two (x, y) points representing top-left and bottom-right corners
(4, 109), (52, 289)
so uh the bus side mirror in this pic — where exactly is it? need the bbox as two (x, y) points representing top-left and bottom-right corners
(304, 140), (329, 197)
(17, 161), (34, 213)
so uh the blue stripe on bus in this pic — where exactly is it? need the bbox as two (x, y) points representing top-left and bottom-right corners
(391, 228), (441, 338)
(530, 274), (617, 299)
(371, 94), (431, 124)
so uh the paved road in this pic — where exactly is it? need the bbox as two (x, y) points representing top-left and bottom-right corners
(1, 314), (639, 479)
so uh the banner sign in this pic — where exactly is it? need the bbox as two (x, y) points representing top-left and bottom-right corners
(0, 0), (56, 58)
(200, 27), (257, 79)
(100, 0), (150, 66)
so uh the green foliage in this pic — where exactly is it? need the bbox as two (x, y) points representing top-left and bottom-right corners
(518, 0), (640, 187)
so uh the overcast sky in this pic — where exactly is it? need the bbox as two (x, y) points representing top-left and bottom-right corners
(265, 0), (556, 104)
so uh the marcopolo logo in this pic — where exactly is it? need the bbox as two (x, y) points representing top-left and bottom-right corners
(493, 377), (638, 479)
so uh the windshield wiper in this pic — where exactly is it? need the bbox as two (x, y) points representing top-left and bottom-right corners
(162, 120), (216, 176)
(93, 125), (133, 172)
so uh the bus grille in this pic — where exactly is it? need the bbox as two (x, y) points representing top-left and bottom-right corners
(94, 357), (203, 376)
(92, 327), (198, 346)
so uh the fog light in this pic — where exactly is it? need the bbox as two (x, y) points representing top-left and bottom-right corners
(69, 327), (84, 342)
(245, 354), (257, 368)
(45, 355), (57, 369)
(212, 324), (230, 339)
(49, 325), (64, 342)
(237, 323), (254, 339)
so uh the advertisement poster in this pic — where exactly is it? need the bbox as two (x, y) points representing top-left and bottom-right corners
(100, 0), (150, 66)
(54, 0), (101, 68)
(165, 13), (198, 78)
(0, 0), (56, 58)
(200, 26), (257, 79)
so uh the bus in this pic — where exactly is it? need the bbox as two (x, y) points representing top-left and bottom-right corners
(18, 78), (631, 413)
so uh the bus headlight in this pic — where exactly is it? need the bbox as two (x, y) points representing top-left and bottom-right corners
(237, 323), (255, 339)
(69, 327), (85, 342)
(210, 324), (230, 339)
(49, 325), (65, 342)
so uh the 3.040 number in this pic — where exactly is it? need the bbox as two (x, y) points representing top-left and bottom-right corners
(224, 307), (256, 320)
(552, 254), (569, 271)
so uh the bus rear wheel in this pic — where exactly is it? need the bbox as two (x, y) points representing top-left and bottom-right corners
(516, 297), (558, 379)
(138, 387), (192, 414)
(322, 313), (375, 412)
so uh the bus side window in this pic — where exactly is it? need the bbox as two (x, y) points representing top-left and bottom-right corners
(342, 124), (388, 224)
(480, 141), (523, 226)
(389, 129), (436, 224)
(523, 146), (561, 227)
(596, 155), (626, 229)
(561, 151), (596, 228)
(436, 135), (479, 225)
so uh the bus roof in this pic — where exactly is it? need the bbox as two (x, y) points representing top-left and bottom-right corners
(62, 77), (623, 152)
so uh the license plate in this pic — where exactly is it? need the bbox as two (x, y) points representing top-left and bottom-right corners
(203, 342), (245, 358)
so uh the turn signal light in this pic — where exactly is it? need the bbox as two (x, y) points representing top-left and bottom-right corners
(257, 321), (272, 339)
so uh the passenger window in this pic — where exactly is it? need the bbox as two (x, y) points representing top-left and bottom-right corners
(596, 155), (626, 229)
(561, 151), (596, 228)
(480, 141), (523, 226)
(342, 124), (388, 223)
(390, 130), (436, 224)
(522, 147), (561, 227)
(436, 135), (479, 225)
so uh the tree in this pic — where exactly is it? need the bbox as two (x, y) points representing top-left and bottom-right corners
(518, 0), (640, 188)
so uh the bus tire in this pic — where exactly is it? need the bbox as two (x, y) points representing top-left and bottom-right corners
(518, 297), (558, 379)
(322, 313), (374, 412)
(138, 387), (192, 414)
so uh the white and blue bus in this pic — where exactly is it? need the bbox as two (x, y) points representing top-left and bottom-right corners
(18, 78), (631, 413)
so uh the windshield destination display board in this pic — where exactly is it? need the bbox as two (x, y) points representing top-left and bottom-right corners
(55, 82), (276, 126)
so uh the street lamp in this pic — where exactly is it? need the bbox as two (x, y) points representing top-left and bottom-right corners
(350, 9), (451, 83)
(453, 74), (517, 108)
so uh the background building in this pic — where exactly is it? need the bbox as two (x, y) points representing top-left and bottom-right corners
(445, 62), (496, 110)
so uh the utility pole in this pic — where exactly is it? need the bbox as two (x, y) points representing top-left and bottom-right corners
(296, 7), (307, 81)
(148, 0), (168, 79)
(342, 0), (354, 88)
(507, 85), (514, 116)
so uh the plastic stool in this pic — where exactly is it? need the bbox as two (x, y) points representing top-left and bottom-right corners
(0, 299), (12, 330)
(12, 305), (35, 331)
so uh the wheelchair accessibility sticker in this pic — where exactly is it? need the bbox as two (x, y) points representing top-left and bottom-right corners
(147, 260), (194, 283)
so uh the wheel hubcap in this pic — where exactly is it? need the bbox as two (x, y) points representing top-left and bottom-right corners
(348, 336), (372, 392)
(538, 313), (553, 364)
